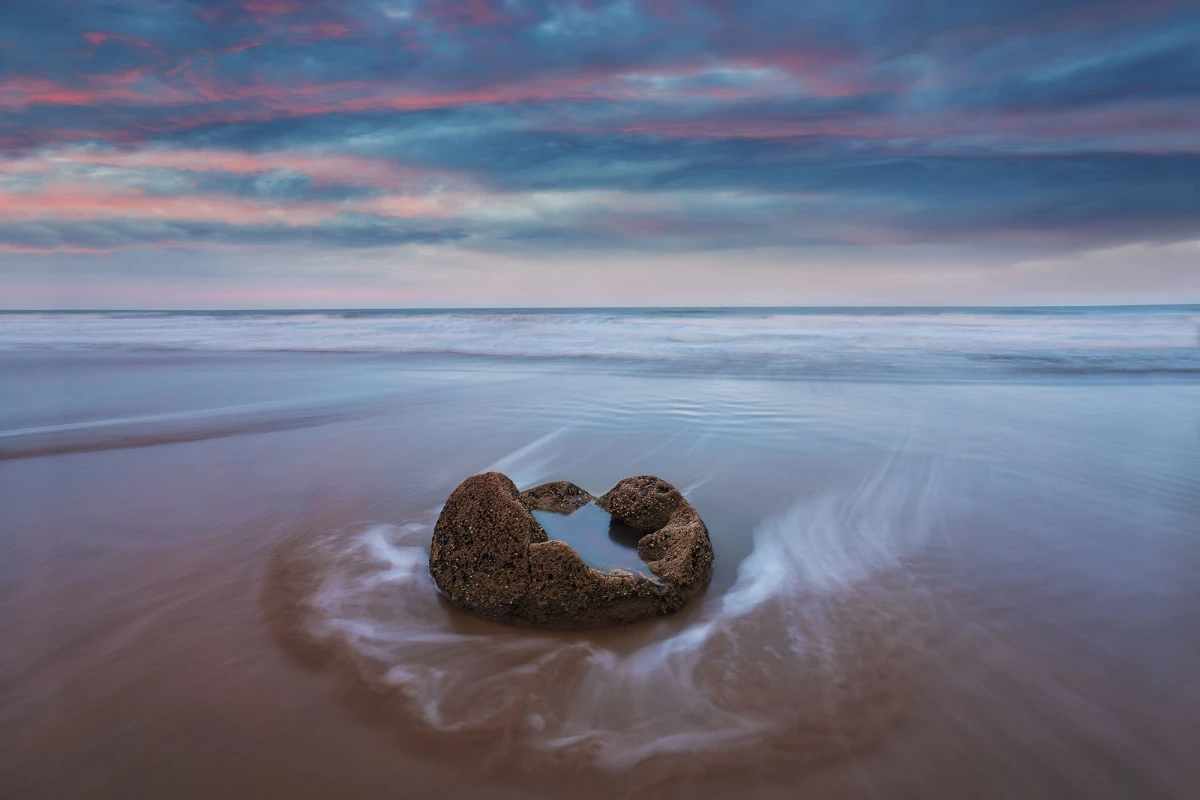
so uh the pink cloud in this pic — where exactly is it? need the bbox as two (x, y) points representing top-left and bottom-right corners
(0, 146), (473, 237)
(82, 31), (165, 56)
(4, 148), (464, 193)
(0, 243), (114, 254)
(288, 20), (353, 41)
(0, 52), (865, 124)
(0, 182), (464, 225)
(0, 186), (339, 226)
(0, 75), (194, 108)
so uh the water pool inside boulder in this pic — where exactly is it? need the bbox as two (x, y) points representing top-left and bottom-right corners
(532, 501), (650, 575)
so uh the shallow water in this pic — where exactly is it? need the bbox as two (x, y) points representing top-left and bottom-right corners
(532, 502), (651, 575)
(1, 308), (1198, 799)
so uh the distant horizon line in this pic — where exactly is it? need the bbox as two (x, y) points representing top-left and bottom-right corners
(3, 303), (1198, 314)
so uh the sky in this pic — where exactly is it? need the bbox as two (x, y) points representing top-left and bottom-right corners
(1, 0), (1198, 308)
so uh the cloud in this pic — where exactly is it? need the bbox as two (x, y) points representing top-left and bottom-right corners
(0, 0), (1197, 303)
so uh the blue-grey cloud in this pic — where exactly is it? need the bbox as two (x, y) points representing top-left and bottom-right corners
(0, 0), (1197, 263)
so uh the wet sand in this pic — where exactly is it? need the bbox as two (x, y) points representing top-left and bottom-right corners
(1, 347), (1198, 799)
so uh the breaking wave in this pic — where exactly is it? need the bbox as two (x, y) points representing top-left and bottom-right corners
(4, 307), (1199, 379)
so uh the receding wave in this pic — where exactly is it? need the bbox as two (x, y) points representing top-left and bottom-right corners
(3, 308), (1198, 379)
(263, 447), (946, 781)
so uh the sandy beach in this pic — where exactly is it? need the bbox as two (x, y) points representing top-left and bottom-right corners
(1, 307), (1198, 799)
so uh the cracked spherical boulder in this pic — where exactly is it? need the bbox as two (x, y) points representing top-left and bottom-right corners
(429, 472), (713, 628)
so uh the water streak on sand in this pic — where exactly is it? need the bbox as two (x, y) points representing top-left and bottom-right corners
(484, 427), (572, 488)
(0, 399), (378, 460)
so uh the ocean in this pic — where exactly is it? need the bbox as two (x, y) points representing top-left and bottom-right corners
(1, 306), (1198, 798)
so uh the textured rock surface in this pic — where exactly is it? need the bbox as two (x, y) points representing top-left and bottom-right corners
(429, 472), (713, 628)
(428, 472), (546, 619)
(518, 480), (593, 514)
(596, 475), (686, 532)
